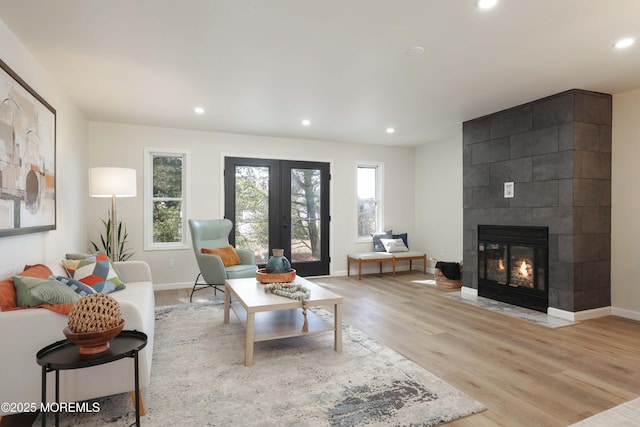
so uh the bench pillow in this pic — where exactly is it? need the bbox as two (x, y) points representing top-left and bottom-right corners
(380, 238), (409, 253)
(371, 231), (393, 252)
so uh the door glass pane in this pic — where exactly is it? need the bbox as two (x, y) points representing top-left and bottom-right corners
(235, 166), (270, 263)
(290, 168), (321, 262)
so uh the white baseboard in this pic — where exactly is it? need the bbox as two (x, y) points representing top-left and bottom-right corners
(547, 306), (612, 321)
(611, 307), (640, 322)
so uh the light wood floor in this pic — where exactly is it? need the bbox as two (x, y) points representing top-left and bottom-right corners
(156, 272), (640, 427)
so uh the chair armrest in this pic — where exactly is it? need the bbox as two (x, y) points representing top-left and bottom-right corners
(195, 253), (227, 285)
(236, 248), (256, 265)
(112, 260), (153, 283)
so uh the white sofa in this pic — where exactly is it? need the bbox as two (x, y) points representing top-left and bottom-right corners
(0, 260), (155, 416)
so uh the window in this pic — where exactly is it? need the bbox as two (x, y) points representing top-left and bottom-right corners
(356, 163), (383, 239)
(144, 148), (189, 250)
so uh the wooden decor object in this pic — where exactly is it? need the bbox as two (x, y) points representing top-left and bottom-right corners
(256, 268), (296, 284)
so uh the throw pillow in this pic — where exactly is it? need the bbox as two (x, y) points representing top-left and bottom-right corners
(0, 264), (55, 311)
(65, 253), (93, 260)
(0, 277), (17, 311)
(61, 252), (125, 294)
(13, 276), (81, 307)
(392, 233), (409, 249)
(53, 276), (98, 297)
(380, 238), (409, 253)
(371, 230), (393, 252)
(202, 246), (242, 267)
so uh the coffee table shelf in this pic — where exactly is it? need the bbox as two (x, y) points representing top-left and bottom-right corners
(230, 302), (334, 341)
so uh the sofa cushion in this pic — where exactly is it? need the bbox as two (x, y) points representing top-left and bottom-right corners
(202, 246), (241, 267)
(54, 276), (97, 297)
(61, 252), (125, 294)
(13, 276), (81, 306)
(371, 230), (393, 252)
(380, 238), (409, 253)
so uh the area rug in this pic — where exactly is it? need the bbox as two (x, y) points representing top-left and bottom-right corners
(444, 291), (578, 329)
(568, 397), (640, 426)
(38, 303), (485, 426)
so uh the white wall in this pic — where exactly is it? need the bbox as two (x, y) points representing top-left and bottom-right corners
(413, 132), (464, 271)
(0, 18), (88, 279)
(87, 122), (416, 286)
(611, 87), (640, 317)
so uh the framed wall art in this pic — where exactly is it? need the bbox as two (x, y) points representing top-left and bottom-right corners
(0, 58), (56, 237)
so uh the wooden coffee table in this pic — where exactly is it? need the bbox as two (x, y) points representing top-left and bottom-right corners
(224, 276), (343, 366)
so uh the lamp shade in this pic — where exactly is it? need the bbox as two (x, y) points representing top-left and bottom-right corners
(89, 167), (137, 197)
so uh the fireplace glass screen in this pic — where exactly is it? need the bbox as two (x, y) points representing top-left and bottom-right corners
(510, 245), (534, 288)
(478, 225), (548, 312)
(479, 243), (507, 284)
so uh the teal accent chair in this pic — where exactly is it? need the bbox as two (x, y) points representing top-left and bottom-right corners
(188, 219), (258, 302)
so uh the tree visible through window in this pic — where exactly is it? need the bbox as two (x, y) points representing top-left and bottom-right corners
(291, 168), (321, 262)
(234, 166), (270, 262)
(145, 148), (188, 249)
(357, 164), (381, 238)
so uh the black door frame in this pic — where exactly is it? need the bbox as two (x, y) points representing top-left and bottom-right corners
(224, 157), (330, 276)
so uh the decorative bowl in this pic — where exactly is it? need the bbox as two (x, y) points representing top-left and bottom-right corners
(256, 268), (296, 284)
(63, 320), (125, 355)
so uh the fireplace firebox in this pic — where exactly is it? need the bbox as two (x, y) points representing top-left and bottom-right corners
(478, 225), (548, 312)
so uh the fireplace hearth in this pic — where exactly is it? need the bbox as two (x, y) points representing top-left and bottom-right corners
(478, 225), (548, 312)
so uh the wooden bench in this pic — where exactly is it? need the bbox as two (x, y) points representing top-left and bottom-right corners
(347, 251), (427, 280)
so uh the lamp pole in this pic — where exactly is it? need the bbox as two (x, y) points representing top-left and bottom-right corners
(111, 194), (118, 262)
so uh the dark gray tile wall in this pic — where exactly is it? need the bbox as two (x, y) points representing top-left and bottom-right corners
(462, 89), (612, 312)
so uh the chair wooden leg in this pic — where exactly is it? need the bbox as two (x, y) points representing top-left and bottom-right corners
(129, 390), (146, 416)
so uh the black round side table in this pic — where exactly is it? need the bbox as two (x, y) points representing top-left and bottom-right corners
(36, 330), (147, 427)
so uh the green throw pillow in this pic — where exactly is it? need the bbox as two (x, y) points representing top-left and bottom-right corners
(13, 276), (81, 307)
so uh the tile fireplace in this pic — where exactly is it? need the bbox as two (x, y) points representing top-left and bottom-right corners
(463, 89), (612, 313)
(478, 225), (548, 312)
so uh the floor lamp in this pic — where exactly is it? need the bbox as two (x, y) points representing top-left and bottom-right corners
(89, 167), (137, 262)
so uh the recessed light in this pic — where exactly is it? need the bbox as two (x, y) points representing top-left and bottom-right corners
(405, 46), (424, 56)
(302, 119), (311, 126)
(614, 37), (635, 49)
(194, 107), (205, 114)
(386, 127), (395, 134)
(476, 0), (498, 9)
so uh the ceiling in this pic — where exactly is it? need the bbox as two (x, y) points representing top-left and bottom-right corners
(0, 1), (638, 147)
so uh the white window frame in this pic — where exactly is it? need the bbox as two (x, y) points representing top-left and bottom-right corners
(355, 162), (384, 241)
(144, 147), (190, 250)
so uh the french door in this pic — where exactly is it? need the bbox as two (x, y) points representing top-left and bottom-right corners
(224, 157), (330, 276)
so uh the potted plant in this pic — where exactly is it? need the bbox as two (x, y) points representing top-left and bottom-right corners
(90, 211), (134, 261)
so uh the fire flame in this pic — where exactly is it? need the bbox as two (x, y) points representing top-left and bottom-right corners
(519, 260), (528, 277)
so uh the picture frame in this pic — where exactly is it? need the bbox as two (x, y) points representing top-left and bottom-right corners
(0, 58), (56, 237)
